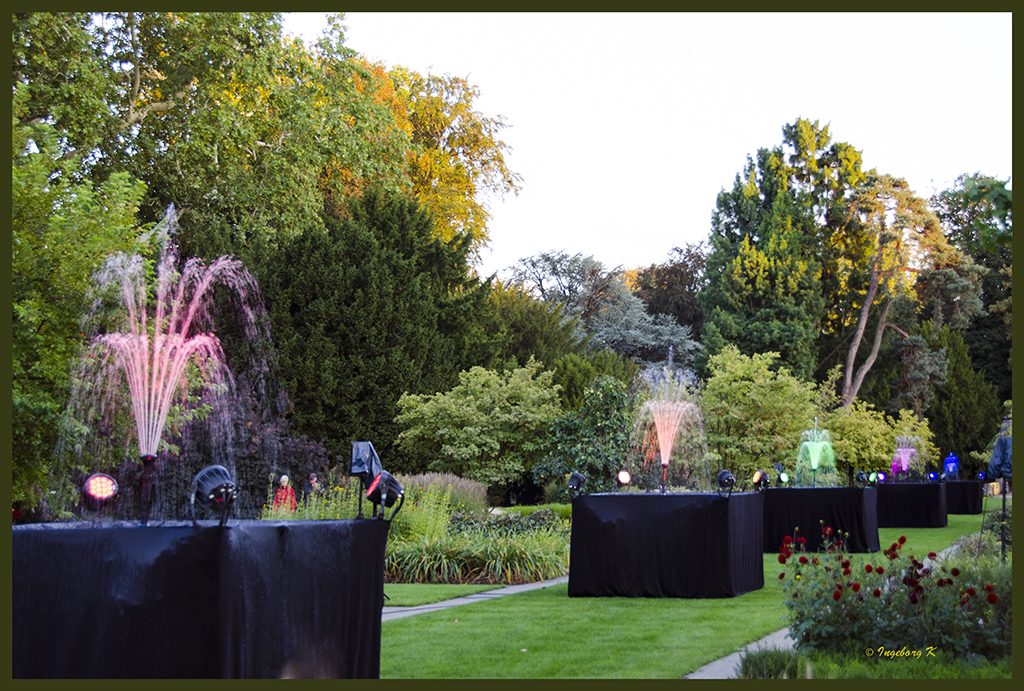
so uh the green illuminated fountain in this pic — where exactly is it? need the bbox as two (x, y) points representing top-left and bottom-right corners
(794, 418), (838, 487)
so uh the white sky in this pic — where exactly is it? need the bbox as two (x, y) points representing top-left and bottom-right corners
(281, 12), (1012, 280)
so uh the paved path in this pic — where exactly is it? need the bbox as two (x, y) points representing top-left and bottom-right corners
(382, 576), (569, 621)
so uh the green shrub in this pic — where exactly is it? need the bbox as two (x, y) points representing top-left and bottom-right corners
(981, 503), (1012, 546)
(736, 648), (811, 679)
(502, 502), (572, 521)
(388, 483), (452, 542)
(777, 527), (1011, 660)
(449, 508), (570, 539)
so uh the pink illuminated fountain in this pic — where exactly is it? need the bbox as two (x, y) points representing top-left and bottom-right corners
(636, 354), (707, 492)
(64, 206), (268, 522)
(891, 432), (921, 481)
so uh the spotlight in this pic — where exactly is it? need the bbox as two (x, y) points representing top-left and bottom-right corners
(350, 441), (404, 520)
(82, 473), (119, 512)
(568, 472), (586, 499)
(777, 471), (790, 486)
(365, 469), (405, 520)
(977, 471), (986, 481)
(190, 465), (237, 526)
(717, 469), (735, 497)
(855, 471), (869, 487)
(868, 472), (877, 484)
(928, 471), (944, 484)
(876, 471), (888, 483)
(616, 469), (631, 490)
(752, 469), (769, 491)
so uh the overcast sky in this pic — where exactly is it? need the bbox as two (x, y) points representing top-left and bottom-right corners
(282, 12), (1012, 279)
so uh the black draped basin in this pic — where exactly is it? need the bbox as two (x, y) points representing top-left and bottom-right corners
(944, 481), (984, 515)
(762, 486), (880, 553)
(568, 492), (764, 598)
(876, 483), (948, 528)
(13, 519), (389, 678)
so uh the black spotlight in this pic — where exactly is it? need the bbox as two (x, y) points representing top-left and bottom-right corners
(615, 469), (631, 490)
(752, 469), (769, 491)
(568, 471), (586, 499)
(928, 471), (943, 484)
(82, 473), (119, 513)
(717, 469), (735, 497)
(190, 464), (237, 526)
(855, 471), (870, 487)
(351, 441), (404, 520)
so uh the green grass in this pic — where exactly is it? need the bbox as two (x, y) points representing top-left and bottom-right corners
(383, 583), (502, 607)
(380, 505), (1010, 679)
(382, 568), (787, 678)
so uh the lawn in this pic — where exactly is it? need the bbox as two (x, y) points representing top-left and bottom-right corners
(379, 510), (1009, 679)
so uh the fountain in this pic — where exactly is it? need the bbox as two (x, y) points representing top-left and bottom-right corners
(891, 431), (922, 481)
(634, 356), (711, 492)
(567, 353), (763, 599)
(761, 418), (880, 554)
(794, 418), (838, 488)
(14, 207), (389, 677)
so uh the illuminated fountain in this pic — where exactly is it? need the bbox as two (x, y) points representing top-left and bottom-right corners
(891, 431), (922, 481)
(16, 207), (388, 677)
(61, 206), (267, 523)
(635, 359), (710, 492)
(794, 418), (838, 488)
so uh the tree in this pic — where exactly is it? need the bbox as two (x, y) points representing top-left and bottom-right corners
(393, 359), (562, 489)
(838, 172), (967, 407)
(511, 251), (700, 365)
(822, 400), (894, 486)
(486, 280), (587, 370)
(258, 190), (496, 455)
(886, 334), (947, 418)
(388, 68), (523, 259)
(920, 323), (1001, 459)
(931, 173), (1012, 402)
(631, 243), (708, 339)
(12, 82), (150, 509)
(700, 346), (819, 485)
(700, 146), (825, 380)
(533, 376), (632, 495)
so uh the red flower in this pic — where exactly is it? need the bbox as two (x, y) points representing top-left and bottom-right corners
(833, 590), (841, 601)
(950, 568), (960, 577)
(812, 558), (820, 566)
(778, 554), (788, 564)
(865, 564), (873, 573)
(984, 584), (994, 592)
(898, 535), (907, 545)
(852, 582), (861, 592)
(783, 535), (793, 545)
(966, 588), (977, 597)
(12, 509), (21, 521)
(928, 552), (937, 559)
(796, 537), (806, 545)
(987, 593), (999, 604)
(873, 588), (882, 598)
(875, 566), (884, 575)
(779, 572), (786, 580)
(799, 556), (809, 565)
(843, 568), (851, 576)
(841, 559), (851, 569)
(909, 591), (919, 604)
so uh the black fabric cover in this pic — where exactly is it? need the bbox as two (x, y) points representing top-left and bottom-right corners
(12, 519), (389, 678)
(762, 487), (880, 554)
(944, 481), (984, 515)
(876, 483), (948, 528)
(567, 492), (764, 599)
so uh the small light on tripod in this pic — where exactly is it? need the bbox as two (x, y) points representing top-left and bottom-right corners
(717, 469), (735, 490)
(752, 470), (769, 490)
(616, 469), (631, 489)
